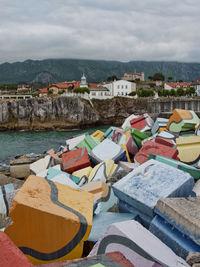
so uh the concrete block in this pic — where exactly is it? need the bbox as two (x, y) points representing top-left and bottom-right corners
(30, 155), (51, 175)
(118, 161), (136, 172)
(103, 126), (118, 139)
(77, 134), (100, 153)
(176, 136), (200, 166)
(121, 114), (138, 129)
(88, 212), (135, 242)
(10, 164), (30, 179)
(66, 134), (86, 150)
(149, 154), (200, 180)
(62, 148), (91, 174)
(134, 140), (179, 165)
(5, 175), (94, 264)
(112, 159), (194, 218)
(167, 109), (200, 133)
(91, 130), (104, 142)
(82, 181), (118, 214)
(0, 231), (32, 267)
(151, 118), (168, 135)
(130, 113), (154, 132)
(89, 220), (189, 267)
(90, 139), (127, 164)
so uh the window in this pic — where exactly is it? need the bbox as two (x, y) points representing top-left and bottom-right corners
(121, 85), (123, 89)
(117, 85), (120, 89)
(125, 85), (128, 89)
(122, 92), (124, 95)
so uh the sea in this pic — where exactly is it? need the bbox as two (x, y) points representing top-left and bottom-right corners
(0, 126), (109, 171)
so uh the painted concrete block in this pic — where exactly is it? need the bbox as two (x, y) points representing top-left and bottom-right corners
(88, 212), (135, 242)
(167, 109), (200, 133)
(130, 113), (154, 132)
(45, 168), (81, 189)
(5, 175), (94, 265)
(151, 118), (169, 135)
(82, 181), (118, 214)
(62, 148), (91, 174)
(176, 136), (200, 166)
(65, 134), (86, 151)
(193, 180), (200, 196)
(121, 114), (138, 129)
(131, 128), (148, 148)
(134, 140), (179, 165)
(77, 134), (100, 153)
(0, 231), (32, 267)
(103, 126), (118, 139)
(87, 159), (118, 183)
(37, 165), (61, 178)
(155, 136), (174, 147)
(149, 154), (200, 180)
(72, 167), (93, 186)
(112, 159), (194, 218)
(90, 139), (127, 164)
(91, 130), (104, 142)
(196, 123), (200, 135)
(89, 220), (189, 267)
(30, 155), (51, 175)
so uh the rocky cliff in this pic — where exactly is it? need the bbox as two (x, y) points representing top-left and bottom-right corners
(0, 97), (148, 131)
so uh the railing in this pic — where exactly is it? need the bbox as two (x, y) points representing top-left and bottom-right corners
(0, 95), (33, 100)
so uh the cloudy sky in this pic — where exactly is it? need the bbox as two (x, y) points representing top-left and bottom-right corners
(0, 0), (199, 63)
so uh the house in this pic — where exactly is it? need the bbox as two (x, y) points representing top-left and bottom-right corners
(121, 72), (144, 81)
(48, 81), (80, 94)
(164, 82), (191, 90)
(17, 84), (31, 94)
(39, 88), (48, 97)
(103, 80), (136, 96)
(191, 78), (200, 96)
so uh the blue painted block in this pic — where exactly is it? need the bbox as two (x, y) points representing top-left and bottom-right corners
(88, 212), (135, 242)
(112, 159), (194, 218)
(90, 139), (127, 164)
(151, 118), (168, 135)
(150, 215), (200, 259)
(0, 184), (14, 195)
(118, 200), (152, 229)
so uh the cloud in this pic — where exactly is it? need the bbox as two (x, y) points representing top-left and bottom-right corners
(0, 0), (199, 63)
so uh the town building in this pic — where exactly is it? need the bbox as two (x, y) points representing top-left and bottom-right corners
(121, 72), (145, 81)
(48, 81), (80, 94)
(89, 87), (110, 99)
(103, 80), (136, 96)
(17, 84), (31, 94)
(164, 82), (191, 90)
(80, 74), (88, 88)
(38, 88), (48, 97)
(191, 78), (200, 96)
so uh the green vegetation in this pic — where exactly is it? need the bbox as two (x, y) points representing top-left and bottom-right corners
(129, 91), (137, 96)
(137, 89), (154, 97)
(0, 84), (17, 91)
(158, 87), (196, 97)
(152, 72), (165, 81)
(74, 87), (90, 94)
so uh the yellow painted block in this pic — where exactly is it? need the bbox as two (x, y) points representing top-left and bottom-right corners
(176, 136), (200, 164)
(88, 159), (115, 183)
(91, 130), (104, 142)
(158, 127), (167, 133)
(121, 145), (131, 162)
(72, 167), (92, 180)
(5, 175), (94, 265)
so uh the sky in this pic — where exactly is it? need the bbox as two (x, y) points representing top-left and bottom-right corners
(0, 0), (199, 63)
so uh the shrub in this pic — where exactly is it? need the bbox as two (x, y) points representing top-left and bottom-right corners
(129, 91), (137, 96)
(74, 87), (90, 94)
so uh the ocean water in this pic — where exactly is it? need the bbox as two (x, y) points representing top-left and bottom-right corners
(0, 126), (109, 170)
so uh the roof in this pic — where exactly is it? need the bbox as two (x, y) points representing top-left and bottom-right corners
(88, 83), (99, 88)
(39, 88), (48, 93)
(48, 81), (80, 89)
(124, 72), (142, 76)
(165, 82), (191, 88)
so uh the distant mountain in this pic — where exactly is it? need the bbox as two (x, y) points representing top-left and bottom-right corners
(0, 58), (200, 84)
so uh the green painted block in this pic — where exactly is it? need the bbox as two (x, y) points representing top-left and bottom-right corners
(103, 126), (118, 139)
(77, 134), (100, 153)
(131, 128), (148, 148)
(149, 153), (200, 180)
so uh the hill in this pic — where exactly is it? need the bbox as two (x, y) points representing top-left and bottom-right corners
(0, 58), (200, 84)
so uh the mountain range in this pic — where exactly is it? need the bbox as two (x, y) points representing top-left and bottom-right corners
(0, 58), (200, 84)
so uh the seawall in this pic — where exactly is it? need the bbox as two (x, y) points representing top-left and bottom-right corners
(0, 97), (200, 131)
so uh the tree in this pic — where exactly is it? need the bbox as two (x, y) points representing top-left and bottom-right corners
(168, 76), (173, 82)
(170, 89), (176, 97)
(48, 89), (53, 95)
(148, 75), (153, 81)
(152, 73), (165, 81)
(106, 75), (118, 82)
(74, 87), (90, 94)
(177, 88), (184, 96)
(129, 91), (136, 96)
(189, 86), (196, 96)
(179, 80), (183, 82)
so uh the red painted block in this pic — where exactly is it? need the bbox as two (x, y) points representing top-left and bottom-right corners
(0, 231), (32, 267)
(135, 140), (179, 165)
(62, 147), (91, 174)
(130, 116), (146, 131)
(155, 136), (174, 147)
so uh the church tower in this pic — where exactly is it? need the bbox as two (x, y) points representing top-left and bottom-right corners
(80, 73), (88, 88)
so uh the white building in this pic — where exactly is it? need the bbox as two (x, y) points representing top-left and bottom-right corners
(89, 87), (110, 99)
(191, 78), (200, 96)
(164, 82), (191, 90)
(103, 80), (136, 96)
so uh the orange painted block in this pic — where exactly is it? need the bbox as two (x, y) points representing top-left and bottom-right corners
(62, 148), (91, 174)
(0, 231), (32, 267)
(5, 175), (94, 265)
(82, 181), (109, 202)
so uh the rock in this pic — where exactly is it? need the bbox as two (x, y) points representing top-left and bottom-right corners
(187, 252), (200, 266)
(0, 174), (24, 189)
